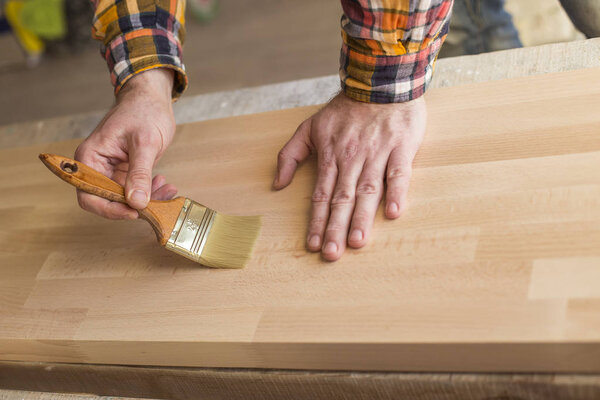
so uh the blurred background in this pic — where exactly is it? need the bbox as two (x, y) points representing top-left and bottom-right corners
(0, 0), (592, 127)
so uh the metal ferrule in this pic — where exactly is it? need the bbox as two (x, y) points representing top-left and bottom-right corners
(165, 199), (216, 263)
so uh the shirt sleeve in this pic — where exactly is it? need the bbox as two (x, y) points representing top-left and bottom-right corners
(339, 0), (453, 103)
(90, 0), (187, 99)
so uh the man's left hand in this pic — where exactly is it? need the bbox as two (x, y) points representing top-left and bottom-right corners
(273, 92), (427, 261)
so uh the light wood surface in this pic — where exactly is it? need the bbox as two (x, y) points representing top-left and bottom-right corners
(1, 68), (599, 372)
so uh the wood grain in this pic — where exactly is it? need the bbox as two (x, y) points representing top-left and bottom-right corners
(0, 68), (599, 372)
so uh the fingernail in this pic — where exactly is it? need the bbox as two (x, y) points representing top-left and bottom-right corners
(130, 190), (148, 205)
(323, 242), (337, 255)
(349, 229), (363, 242)
(387, 202), (399, 215)
(308, 235), (320, 248)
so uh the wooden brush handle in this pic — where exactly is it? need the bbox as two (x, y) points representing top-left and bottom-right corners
(39, 153), (126, 203)
(39, 153), (185, 245)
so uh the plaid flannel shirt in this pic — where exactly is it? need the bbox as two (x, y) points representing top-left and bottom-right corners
(91, 0), (452, 103)
(90, 0), (187, 99)
(340, 0), (453, 103)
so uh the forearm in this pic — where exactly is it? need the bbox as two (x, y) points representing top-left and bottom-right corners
(90, 0), (188, 99)
(339, 0), (453, 103)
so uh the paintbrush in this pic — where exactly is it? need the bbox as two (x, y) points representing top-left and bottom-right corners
(39, 153), (261, 269)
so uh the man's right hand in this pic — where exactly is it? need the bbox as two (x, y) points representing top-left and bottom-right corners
(74, 68), (178, 219)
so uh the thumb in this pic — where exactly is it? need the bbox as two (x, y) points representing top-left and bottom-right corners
(273, 119), (312, 190)
(125, 140), (160, 209)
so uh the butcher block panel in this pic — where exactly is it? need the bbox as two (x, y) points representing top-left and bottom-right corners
(0, 68), (599, 371)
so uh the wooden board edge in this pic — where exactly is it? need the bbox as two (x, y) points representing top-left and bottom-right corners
(2, 340), (600, 373)
(1, 360), (600, 400)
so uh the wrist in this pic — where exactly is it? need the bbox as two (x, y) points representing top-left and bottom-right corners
(337, 90), (425, 108)
(117, 68), (174, 105)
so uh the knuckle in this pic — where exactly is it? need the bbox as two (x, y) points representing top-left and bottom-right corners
(341, 141), (359, 161)
(311, 189), (331, 203)
(277, 149), (288, 162)
(74, 144), (86, 160)
(309, 216), (328, 228)
(74, 142), (94, 162)
(127, 169), (152, 184)
(319, 148), (335, 169)
(325, 223), (344, 233)
(364, 136), (379, 152)
(356, 180), (380, 195)
(387, 166), (412, 181)
(133, 132), (162, 148)
(331, 189), (354, 206)
(103, 204), (122, 220)
(298, 118), (311, 132)
(96, 135), (114, 148)
(101, 203), (114, 218)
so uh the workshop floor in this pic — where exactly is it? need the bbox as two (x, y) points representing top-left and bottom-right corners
(0, 0), (584, 127)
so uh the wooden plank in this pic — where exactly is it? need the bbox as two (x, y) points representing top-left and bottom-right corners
(0, 68), (599, 371)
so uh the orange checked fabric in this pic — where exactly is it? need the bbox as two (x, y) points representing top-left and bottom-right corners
(340, 0), (453, 103)
(90, 0), (452, 103)
(90, 0), (187, 99)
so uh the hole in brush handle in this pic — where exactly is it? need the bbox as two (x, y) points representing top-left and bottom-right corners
(60, 161), (78, 174)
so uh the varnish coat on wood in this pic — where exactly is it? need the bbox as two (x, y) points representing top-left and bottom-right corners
(0, 69), (599, 372)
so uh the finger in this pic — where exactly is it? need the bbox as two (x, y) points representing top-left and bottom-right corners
(125, 140), (160, 210)
(150, 174), (178, 200)
(77, 190), (138, 220)
(385, 147), (415, 219)
(74, 142), (136, 220)
(152, 183), (178, 200)
(306, 148), (337, 252)
(152, 175), (166, 192)
(273, 119), (312, 190)
(321, 159), (363, 261)
(348, 157), (386, 249)
(111, 162), (129, 187)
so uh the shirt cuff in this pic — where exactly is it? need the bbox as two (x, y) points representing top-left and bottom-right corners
(102, 28), (188, 100)
(340, 25), (449, 104)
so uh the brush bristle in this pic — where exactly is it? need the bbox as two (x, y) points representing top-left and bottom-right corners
(200, 213), (261, 269)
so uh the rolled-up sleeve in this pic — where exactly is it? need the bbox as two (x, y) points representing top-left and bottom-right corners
(340, 0), (453, 103)
(90, 0), (187, 99)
